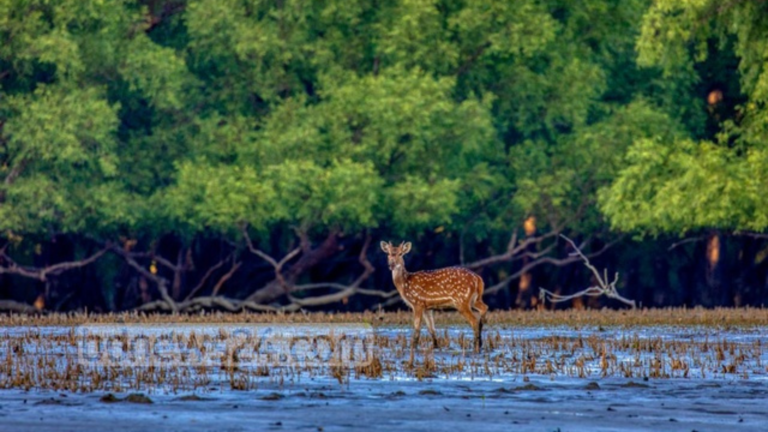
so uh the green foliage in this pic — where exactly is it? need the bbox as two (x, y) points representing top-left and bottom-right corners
(163, 162), (276, 234)
(598, 0), (768, 235)
(4, 84), (118, 170)
(1, 0), (764, 256)
(0, 83), (121, 233)
(601, 140), (768, 234)
(264, 158), (382, 231)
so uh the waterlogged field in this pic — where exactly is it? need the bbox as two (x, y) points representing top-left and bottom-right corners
(1, 309), (767, 431)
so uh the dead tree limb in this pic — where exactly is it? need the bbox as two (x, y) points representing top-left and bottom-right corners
(466, 231), (549, 270)
(110, 244), (178, 312)
(376, 295), (407, 309)
(241, 225), (301, 292)
(482, 235), (621, 297)
(464, 225), (575, 271)
(244, 228), (339, 304)
(134, 296), (301, 313)
(129, 245), (195, 300)
(481, 236), (593, 296)
(183, 252), (233, 302)
(0, 245), (108, 282)
(668, 236), (706, 251)
(464, 196), (594, 271)
(733, 231), (768, 240)
(287, 285), (397, 307)
(287, 233), (379, 308)
(539, 234), (636, 308)
(139, 233), (379, 312)
(211, 259), (242, 296)
(483, 254), (583, 296)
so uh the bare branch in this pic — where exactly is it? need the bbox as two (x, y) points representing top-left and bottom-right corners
(288, 287), (397, 307)
(174, 231), (379, 311)
(286, 233), (377, 308)
(184, 253), (232, 302)
(149, 251), (183, 273)
(668, 236), (706, 251)
(241, 225), (300, 288)
(0, 245), (108, 282)
(110, 244), (177, 312)
(357, 288), (400, 298)
(484, 254), (582, 296)
(242, 226), (278, 268)
(376, 295), (406, 309)
(733, 231), (768, 240)
(290, 283), (397, 298)
(0, 258), (44, 280)
(210, 259), (241, 296)
(465, 230), (559, 270)
(538, 235), (635, 308)
(133, 296), (301, 313)
(277, 247), (302, 268)
(43, 247), (108, 278)
(483, 236), (620, 296)
(351, 232), (375, 286)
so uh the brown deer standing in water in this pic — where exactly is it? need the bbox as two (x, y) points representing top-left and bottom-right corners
(380, 241), (488, 364)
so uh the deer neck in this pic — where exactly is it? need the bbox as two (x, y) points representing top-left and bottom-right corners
(391, 264), (409, 294)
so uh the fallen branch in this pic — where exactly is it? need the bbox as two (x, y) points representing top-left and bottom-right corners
(133, 296), (301, 313)
(244, 229), (341, 304)
(137, 234), (381, 312)
(538, 234), (636, 308)
(288, 285), (398, 307)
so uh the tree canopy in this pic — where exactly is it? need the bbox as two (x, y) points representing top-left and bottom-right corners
(599, 0), (768, 235)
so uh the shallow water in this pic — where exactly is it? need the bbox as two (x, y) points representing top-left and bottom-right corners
(1, 324), (767, 431)
(1, 376), (766, 432)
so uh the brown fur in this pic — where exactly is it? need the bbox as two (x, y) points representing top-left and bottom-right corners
(381, 241), (488, 363)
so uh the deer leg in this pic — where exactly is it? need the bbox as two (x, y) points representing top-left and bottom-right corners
(457, 305), (481, 353)
(425, 310), (439, 349)
(472, 298), (489, 344)
(410, 306), (424, 365)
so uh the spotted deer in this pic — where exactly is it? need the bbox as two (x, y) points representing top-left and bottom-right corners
(380, 241), (488, 362)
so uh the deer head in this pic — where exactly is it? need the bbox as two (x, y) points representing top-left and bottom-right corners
(380, 241), (411, 271)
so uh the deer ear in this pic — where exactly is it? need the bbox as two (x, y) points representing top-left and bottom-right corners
(380, 241), (390, 253)
(401, 242), (412, 254)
